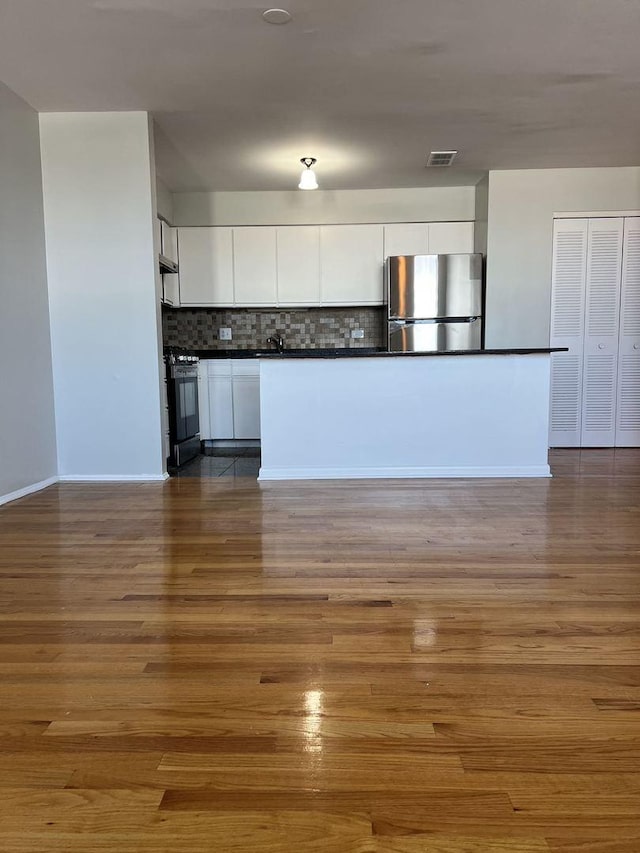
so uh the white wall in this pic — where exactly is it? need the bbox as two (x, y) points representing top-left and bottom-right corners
(172, 186), (476, 227)
(40, 112), (165, 480)
(0, 82), (57, 503)
(485, 167), (640, 348)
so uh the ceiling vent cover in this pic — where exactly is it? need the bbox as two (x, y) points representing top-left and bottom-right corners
(426, 150), (458, 167)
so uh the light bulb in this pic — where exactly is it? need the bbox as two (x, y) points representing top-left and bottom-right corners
(298, 157), (318, 190)
(298, 168), (318, 190)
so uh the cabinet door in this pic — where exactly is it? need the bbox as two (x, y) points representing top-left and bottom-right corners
(208, 374), (234, 439)
(154, 217), (163, 258)
(197, 362), (211, 439)
(427, 222), (475, 254)
(232, 376), (261, 439)
(233, 227), (277, 305)
(161, 221), (178, 264)
(581, 218), (623, 447)
(277, 226), (320, 304)
(162, 273), (180, 307)
(207, 358), (233, 439)
(549, 219), (588, 447)
(178, 227), (234, 306)
(383, 224), (429, 259)
(320, 225), (384, 304)
(615, 217), (640, 446)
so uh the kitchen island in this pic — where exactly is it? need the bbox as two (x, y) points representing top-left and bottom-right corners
(258, 349), (564, 480)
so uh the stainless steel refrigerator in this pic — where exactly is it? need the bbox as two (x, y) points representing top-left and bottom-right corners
(384, 253), (484, 352)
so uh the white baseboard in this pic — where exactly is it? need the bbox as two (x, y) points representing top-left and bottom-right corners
(58, 473), (170, 482)
(0, 476), (58, 507)
(258, 465), (552, 481)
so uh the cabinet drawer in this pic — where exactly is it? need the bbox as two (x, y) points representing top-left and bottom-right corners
(206, 360), (232, 377)
(231, 359), (260, 376)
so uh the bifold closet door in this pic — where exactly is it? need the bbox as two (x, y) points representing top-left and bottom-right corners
(615, 217), (640, 446)
(549, 219), (588, 447)
(580, 218), (623, 447)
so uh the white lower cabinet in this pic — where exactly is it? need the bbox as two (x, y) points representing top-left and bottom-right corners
(199, 360), (260, 440)
(209, 373), (235, 440)
(232, 376), (261, 438)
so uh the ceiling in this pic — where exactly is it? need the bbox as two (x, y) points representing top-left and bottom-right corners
(1, 0), (640, 192)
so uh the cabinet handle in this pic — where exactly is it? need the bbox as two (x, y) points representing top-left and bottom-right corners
(634, 344), (640, 350)
(598, 343), (605, 350)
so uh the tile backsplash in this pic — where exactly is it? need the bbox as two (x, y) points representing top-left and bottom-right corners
(162, 306), (384, 350)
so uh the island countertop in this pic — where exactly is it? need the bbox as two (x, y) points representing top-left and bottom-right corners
(258, 350), (557, 481)
(258, 347), (566, 359)
(195, 347), (566, 359)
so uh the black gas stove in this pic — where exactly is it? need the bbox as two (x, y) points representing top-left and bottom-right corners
(164, 348), (200, 468)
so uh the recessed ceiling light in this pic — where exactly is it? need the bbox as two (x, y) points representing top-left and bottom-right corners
(426, 150), (458, 167)
(262, 8), (292, 25)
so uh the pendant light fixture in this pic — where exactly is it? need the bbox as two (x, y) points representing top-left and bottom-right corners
(298, 157), (318, 190)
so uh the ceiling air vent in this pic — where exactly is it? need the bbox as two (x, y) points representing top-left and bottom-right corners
(426, 150), (458, 167)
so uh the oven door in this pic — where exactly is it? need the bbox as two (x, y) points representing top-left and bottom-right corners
(177, 374), (199, 441)
(170, 371), (200, 442)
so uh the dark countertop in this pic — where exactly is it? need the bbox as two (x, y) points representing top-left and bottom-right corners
(194, 347), (384, 358)
(195, 347), (567, 359)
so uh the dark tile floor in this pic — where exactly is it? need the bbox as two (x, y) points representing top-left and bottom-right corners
(172, 447), (261, 478)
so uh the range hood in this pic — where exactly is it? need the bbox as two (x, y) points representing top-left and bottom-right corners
(159, 254), (178, 275)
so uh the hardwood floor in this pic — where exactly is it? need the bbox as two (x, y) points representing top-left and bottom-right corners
(0, 449), (639, 852)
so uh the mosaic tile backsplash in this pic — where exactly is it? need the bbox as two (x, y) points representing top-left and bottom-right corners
(162, 307), (384, 350)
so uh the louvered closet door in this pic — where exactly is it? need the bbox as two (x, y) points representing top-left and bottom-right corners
(580, 218), (623, 447)
(549, 219), (588, 447)
(615, 218), (640, 446)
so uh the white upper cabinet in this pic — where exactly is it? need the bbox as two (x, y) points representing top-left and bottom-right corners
(161, 221), (179, 265)
(233, 227), (277, 305)
(176, 221), (475, 308)
(162, 273), (180, 307)
(154, 217), (163, 257)
(428, 222), (475, 254)
(277, 226), (320, 304)
(383, 224), (429, 258)
(178, 227), (234, 306)
(320, 224), (384, 304)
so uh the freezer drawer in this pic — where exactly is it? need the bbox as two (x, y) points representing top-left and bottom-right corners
(386, 253), (483, 320)
(388, 319), (482, 352)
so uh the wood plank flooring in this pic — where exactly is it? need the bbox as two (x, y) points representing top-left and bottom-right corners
(0, 449), (639, 851)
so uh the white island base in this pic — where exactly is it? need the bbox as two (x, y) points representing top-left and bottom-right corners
(258, 353), (553, 481)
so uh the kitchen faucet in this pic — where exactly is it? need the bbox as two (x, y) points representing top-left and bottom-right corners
(266, 334), (285, 354)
